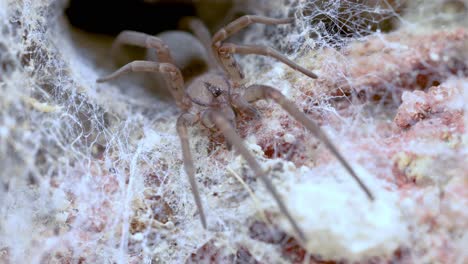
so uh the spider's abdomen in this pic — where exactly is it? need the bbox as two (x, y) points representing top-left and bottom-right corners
(147, 31), (209, 81)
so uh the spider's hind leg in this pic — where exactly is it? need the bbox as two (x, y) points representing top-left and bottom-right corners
(243, 84), (375, 201)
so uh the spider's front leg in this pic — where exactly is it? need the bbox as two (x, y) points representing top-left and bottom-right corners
(97, 61), (209, 227)
(202, 109), (307, 242)
(210, 15), (318, 83)
(177, 113), (207, 229)
(219, 44), (318, 79)
(243, 85), (375, 201)
(96, 60), (190, 110)
(111, 31), (175, 65)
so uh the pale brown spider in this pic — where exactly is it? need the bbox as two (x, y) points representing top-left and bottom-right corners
(97, 15), (374, 242)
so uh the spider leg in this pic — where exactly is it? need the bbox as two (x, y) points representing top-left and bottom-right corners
(211, 15), (293, 47)
(204, 110), (307, 243)
(96, 61), (190, 110)
(179, 17), (218, 70)
(243, 85), (375, 201)
(219, 43), (318, 79)
(111, 31), (175, 64)
(210, 15), (294, 83)
(177, 113), (207, 228)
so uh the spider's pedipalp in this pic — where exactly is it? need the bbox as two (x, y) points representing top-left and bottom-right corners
(177, 113), (207, 229)
(243, 85), (375, 201)
(231, 93), (261, 119)
(206, 110), (307, 243)
(219, 43), (318, 79)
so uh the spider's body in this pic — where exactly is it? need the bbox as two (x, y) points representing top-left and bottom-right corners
(97, 15), (374, 243)
(184, 72), (238, 132)
(186, 73), (231, 109)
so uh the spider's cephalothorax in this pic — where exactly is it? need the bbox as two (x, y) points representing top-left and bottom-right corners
(97, 15), (374, 243)
(186, 73), (232, 108)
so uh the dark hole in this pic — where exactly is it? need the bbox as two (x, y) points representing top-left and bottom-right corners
(65, 0), (197, 36)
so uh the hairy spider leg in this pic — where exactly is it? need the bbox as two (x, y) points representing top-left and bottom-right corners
(205, 110), (307, 242)
(179, 17), (218, 70)
(177, 113), (207, 228)
(243, 85), (375, 200)
(111, 31), (175, 64)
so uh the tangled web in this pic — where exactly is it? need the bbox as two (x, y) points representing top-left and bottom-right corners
(1, 0), (467, 263)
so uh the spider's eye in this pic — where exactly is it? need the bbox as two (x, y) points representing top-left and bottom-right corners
(204, 82), (222, 98)
(212, 88), (222, 97)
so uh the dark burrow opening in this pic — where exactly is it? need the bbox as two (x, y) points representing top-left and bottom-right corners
(65, 0), (197, 36)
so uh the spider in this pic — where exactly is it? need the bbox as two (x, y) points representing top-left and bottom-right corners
(97, 15), (374, 242)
